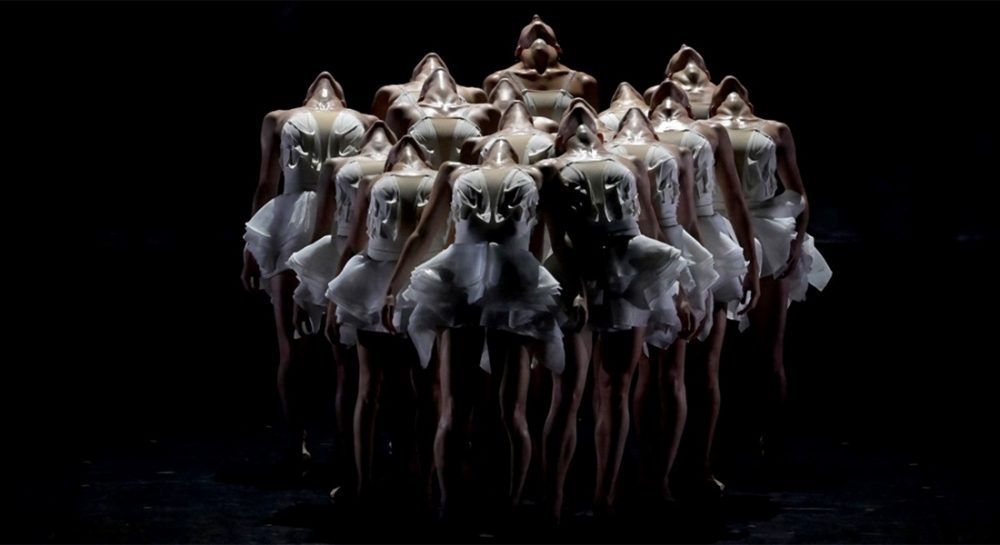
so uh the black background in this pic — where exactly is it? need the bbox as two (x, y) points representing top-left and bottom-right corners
(6, 1), (999, 541)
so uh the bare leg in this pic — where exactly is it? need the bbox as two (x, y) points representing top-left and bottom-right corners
(379, 339), (420, 501)
(749, 276), (790, 457)
(434, 328), (484, 516)
(542, 328), (592, 524)
(495, 331), (532, 505)
(271, 272), (304, 460)
(592, 328), (645, 512)
(694, 305), (728, 491)
(354, 330), (384, 500)
(657, 340), (687, 499)
(632, 350), (658, 498)
(415, 346), (440, 509)
(332, 341), (357, 487)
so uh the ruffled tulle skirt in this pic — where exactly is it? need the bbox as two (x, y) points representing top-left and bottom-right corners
(403, 241), (565, 374)
(694, 211), (753, 322)
(325, 253), (416, 347)
(748, 190), (833, 303)
(566, 235), (693, 350)
(286, 234), (347, 332)
(244, 191), (318, 299)
(658, 224), (720, 343)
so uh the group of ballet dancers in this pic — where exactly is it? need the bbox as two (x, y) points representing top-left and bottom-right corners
(241, 15), (832, 526)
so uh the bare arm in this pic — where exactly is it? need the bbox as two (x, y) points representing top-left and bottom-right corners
(703, 124), (759, 278)
(337, 175), (374, 273)
(537, 162), (571, 262)
(242, 111), (283, 290)
(528, 169), (545, 259)
(534, 117), (560, 134)
(250, 111), (283, 215)
(674, 146), (702, 241)
(579, 74), (600, 112)
(371, 85), (398, 120)
(536, 159), (587, 326)
(309, 158), (344, 242)
(625, 156), (665, 242)
(384, 163), (462, 298)
(773, 122), (808, 243)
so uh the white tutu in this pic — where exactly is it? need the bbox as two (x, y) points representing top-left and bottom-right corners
(286, 234), (347, 332)
(244, 191), (319, 298)
(403, 242), (565, 374)
(324, 253), (415, 347)
(658, 225), (720, 343)
(695, 211), (755, 322)
(749, 190), (833, 302)
(576, 235), (693, 350)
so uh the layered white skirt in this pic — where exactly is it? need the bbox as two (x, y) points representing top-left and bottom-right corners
(695, 211), (754, 323)
(325, 253), (416, 348)
(657, 225), (720, 344)
(286, 234), (347, 331)
(244, 191), (319, 299)
(403, 241), (565, 374)
(748, 190), (833, 303)
(552, 234), (694, 351)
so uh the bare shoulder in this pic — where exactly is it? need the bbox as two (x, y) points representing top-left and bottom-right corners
(459, 85), (488, 104)
(262, 109), (288, 133)
(438, 161), (472, 186)
(324, 156), (352, 171)
(387, 96), (418, 114)
(614, 153), (645, 175)
(359, 171), (387, 193)
(660, 142), (689, 161)
(354, 111), (380, 127)
(660, 141), (682, 155)
(520, 164), (544, 187)
(642, 84), (657, 105)
(484, 67), (515, 89)
(386, 101), (420, 123)
(761, 119), (791, 142)
(375, 83), (402, 98)
(692, 120), (726, 144)
(471, 102), (502, 131)
(693, 119), (724, 135)
(472, 102), (501, 116)
(460, 135), (485, 162)
(576, 71), (598, 86)
(534, 158), (562, 177)
(438, 160), (467, 174)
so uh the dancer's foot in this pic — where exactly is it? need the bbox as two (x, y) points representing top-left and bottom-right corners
(701, 474), (726, 498)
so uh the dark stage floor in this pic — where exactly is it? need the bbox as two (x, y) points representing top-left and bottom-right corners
(14, 243), (1000, 543)
(52, 424), (999, 543)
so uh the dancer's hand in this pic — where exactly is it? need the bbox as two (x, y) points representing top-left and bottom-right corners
(693, 291), (713, 339)
(739, 273), (760, 315)
(777, 238), (804, 280)
(380, 294), (397, 335)
(241, 250), (261, 292)
(676, 295), (696, 341)
(293, 304), (312, 337)
(324, 301), (340, 345)
(570, 294), (588, 333)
